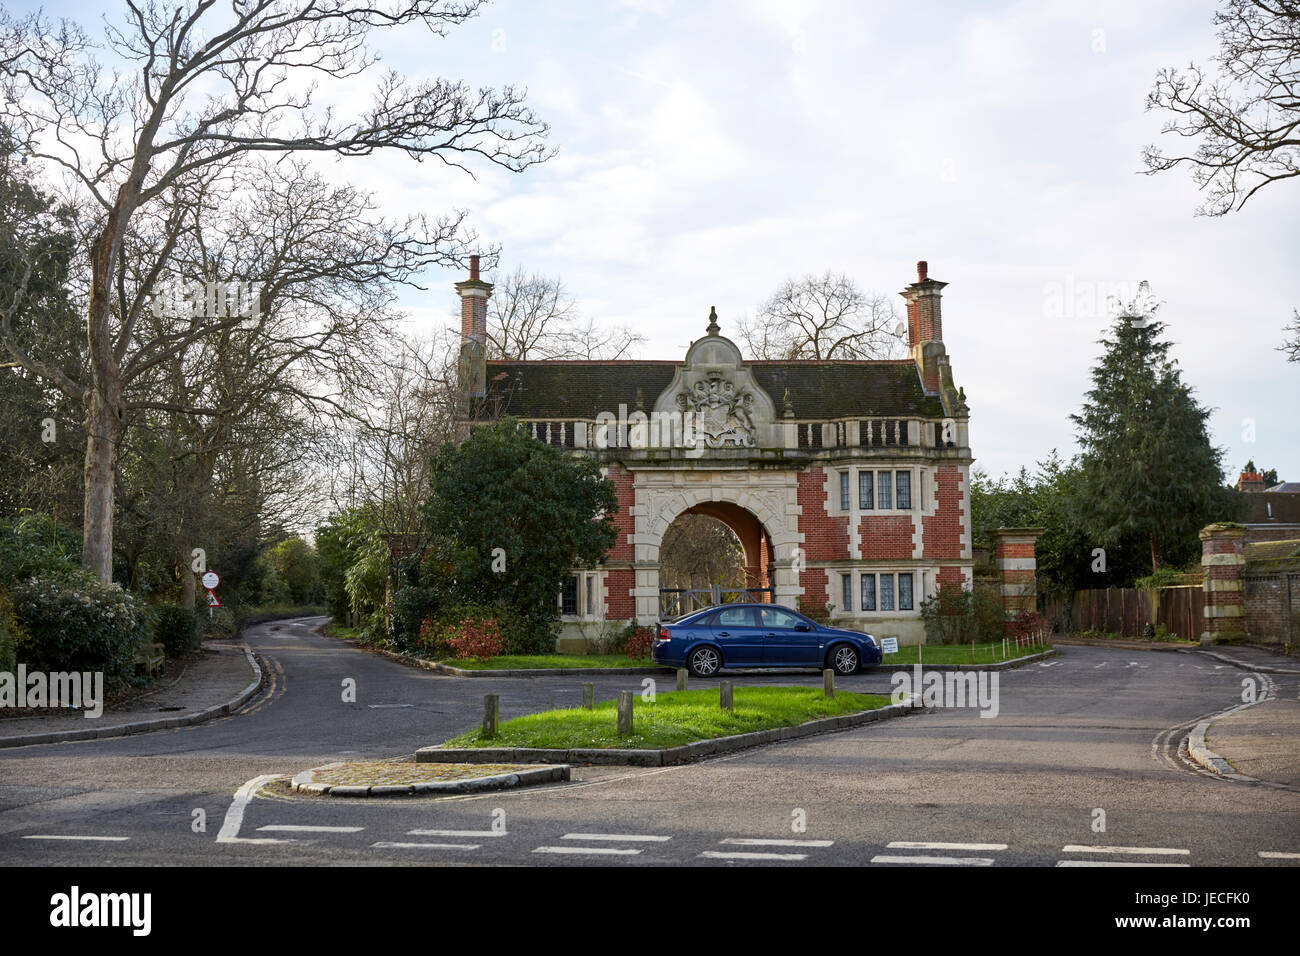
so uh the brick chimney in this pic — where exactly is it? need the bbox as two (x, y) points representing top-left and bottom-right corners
(455, 254), (492, 402)
(1236, 471), (1265, 493)
(900, 259), (948, 395)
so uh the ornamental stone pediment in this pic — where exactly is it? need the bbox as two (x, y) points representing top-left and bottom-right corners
(652, 311), (781, 451)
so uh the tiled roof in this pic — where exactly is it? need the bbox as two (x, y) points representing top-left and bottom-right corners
(1266, 482), (1300, 493)
(481, 359), (945, 420)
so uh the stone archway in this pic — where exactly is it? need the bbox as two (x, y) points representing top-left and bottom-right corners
(631, 475), (804, 623)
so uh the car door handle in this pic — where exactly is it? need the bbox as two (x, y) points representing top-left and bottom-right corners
(717, 631), (729, 638)
(765, 632), (777, 638)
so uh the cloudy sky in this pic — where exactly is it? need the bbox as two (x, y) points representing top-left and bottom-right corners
(37, 0), (1300, 482)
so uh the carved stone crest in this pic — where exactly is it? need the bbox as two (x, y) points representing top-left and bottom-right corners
(680, 372), (755, 448)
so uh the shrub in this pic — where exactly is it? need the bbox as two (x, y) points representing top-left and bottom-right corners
(0, 511), (80, 588)
(388, 585), (442, 652)
(1006, 610), (1049, 643)
(624, 625), (655, 660)
(444, 617), (503, 660)
(12, 572), (150, 681)
(920, 583), (1006, 645)
(153, 602), (200, 656)
(0, 594), (26, 674)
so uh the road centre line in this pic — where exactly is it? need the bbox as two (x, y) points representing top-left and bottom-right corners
(700, 850), (807, 861)
(372, 842), (480, 850)
(1057, 861), (1189, 867)
(408, 829), (508, 838)
(720, 838), (833, 847)
(1259, 851), (1300, 859)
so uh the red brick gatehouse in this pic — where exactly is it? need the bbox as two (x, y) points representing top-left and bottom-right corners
(456, 260), (973, 650)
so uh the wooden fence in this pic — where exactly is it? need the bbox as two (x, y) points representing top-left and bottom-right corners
(1043, 586), (1205, 640)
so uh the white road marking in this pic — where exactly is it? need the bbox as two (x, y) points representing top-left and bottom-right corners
(408, 829), (508, 838)
(561, 833), (671, 842)
(372, 841), (480, 850)
(872, 854), (994, 866)
(257, 825), (365, 833)
(23, 835), (129, 842)
(1038, 661), (1062, 668)
(1259, 851), (1300, 859)
(534, 845), (641, 856)
(720, 838), (834, 847)
(1062, 845), (1189, 856)
(887, 841), (1007, 851)
(217, 774), (295, 844)
(367, 704), (413, 709)
(700, 850), (807, 861)
(1057, 861), (1189, 867)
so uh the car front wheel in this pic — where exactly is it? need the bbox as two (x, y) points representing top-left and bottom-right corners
(687, 645), (722, 678)
(829, 644), (859, 676)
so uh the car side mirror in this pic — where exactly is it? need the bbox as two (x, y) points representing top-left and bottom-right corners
(795, 623), (812, 631)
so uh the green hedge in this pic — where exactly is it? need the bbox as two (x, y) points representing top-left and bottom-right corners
(153, 602), (200, 657)
(12, 572), (150, 681)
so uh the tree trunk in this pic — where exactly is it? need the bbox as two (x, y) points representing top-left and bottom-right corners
(180, 553), (196, 610)
(81, 386), (120, 582)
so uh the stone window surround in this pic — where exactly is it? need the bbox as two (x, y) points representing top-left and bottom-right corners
(834, 464), (931, 517)
(827, 566), (928, 619)
(558, 569), (605, 622)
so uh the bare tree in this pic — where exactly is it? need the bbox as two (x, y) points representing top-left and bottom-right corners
(1143, 0), (1300, 216)
(0, 1), (550, 580)
(1282, 309), (1300, 361)
(484, 266), (643, 360)
(658, 515), (746, 590)
(736, 271), (904, 360)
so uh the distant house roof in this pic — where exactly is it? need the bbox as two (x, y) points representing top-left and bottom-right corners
(481, 359), (945, 420)
(1241, 491), (1300, 524)
(1266, 482), (1300, 493)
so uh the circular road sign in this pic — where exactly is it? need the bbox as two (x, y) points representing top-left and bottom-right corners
(201, 571), (220, 590)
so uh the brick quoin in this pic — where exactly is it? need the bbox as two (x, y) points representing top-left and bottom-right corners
(606, 465), (635, 562)
(797, 467), (848, 560)
(604, 569), (636, 619)
(799, 568), (828, 613)
(922, 466), (965, 560)
(859, 515), (916, 560)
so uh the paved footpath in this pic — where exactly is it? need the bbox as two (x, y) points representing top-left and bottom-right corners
(0, 640), (257, 744)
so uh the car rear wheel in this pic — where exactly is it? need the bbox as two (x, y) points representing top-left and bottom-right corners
(687, 645), (722, 678)
(829, 644), (859, 676)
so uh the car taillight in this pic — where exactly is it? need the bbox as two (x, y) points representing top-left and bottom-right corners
(658, 627), (670, 640)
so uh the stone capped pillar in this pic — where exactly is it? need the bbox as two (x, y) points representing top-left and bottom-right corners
(990, 527), (1043, 633)
(1199, 523), (1246, 645)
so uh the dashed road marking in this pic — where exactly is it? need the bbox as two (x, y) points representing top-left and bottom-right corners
(720, 838), (833, 847)
(23, 835), (130, 842)
(535, 845), (641, 856)
(372, 841), (480, 850)
(408, 828), (507, 838)
(887, 841), (1007, 852)
(1057, 861), (1189, 867)
(1259, 851), (1300, 860)
(257, 825), (364, 833)
(1062, 845), (1189, 856)
(700, 850), (806, 861)
(871, 854), (994, 866)
(367, 704), (413, 709)
(561, 833), (671, 843)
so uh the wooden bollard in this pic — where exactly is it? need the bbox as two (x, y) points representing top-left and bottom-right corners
(581, 682), (595, 710)
(823, 669), (835, 699)
(720, 680), (733, 712)
(676, 668), (688, 692)
(483, 694), (499, 739)
(617, 690), (633, 737)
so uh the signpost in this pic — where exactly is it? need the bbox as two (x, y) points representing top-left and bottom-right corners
(202, 571), (220, 619)
(881, 637), (898, 656)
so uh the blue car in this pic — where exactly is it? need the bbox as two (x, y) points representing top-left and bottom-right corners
(651, 603), (881, 677)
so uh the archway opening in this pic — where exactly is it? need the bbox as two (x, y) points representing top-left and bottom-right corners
(657, 502), (773, 618)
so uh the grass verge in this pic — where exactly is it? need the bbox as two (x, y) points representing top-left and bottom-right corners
(435, 653), (654, 670)
(446, 686), (892, 750)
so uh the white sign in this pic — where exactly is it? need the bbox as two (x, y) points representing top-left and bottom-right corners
(881, 637), (898, 655)
(201, 571), (220, 590)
